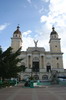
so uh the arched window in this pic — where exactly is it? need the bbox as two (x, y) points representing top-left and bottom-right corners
(23, 75), (30, 80)
(34, 75), (39, 80)
(33, 57), (39, 61)
(56, 57), (59, 60)
(42, 75), (48, 80)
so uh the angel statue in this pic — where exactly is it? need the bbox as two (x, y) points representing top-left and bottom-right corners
(34, 40), (38, 47)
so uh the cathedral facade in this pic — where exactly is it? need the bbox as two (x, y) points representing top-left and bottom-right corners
(11, 26), (64, 80)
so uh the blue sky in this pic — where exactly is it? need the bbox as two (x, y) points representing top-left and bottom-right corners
(0, 0), (66, 69)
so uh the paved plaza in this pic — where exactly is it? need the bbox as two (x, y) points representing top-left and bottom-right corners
(0, 85), (66, 100)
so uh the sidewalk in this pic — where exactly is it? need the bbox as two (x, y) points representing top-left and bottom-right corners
(0, 84), (66, 100)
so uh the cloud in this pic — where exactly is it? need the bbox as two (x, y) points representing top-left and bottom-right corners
(27, 0), (32, 4)
(0, 23), (10, 31)
(22, 36), (34, 51)
(22, 30), (33, 50)
(40, 16), (47, 23)
(23, 30), (32, 37)
(40, 0), (66, 26)
(39, 7), (44, 14)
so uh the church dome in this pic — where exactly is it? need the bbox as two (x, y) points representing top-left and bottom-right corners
(50, 27), (58, 39)
(13, 25), (22, 38)
(14, 26), (21, 35)
(51, 27), (58, 35)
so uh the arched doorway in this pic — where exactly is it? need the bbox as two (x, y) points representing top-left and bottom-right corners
(23, 75), (30, 80)
(34, 75), (39, 80)
(42, 75), (48, 80)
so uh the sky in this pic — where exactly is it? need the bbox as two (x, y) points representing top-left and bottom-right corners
(0, 0), (66, 69)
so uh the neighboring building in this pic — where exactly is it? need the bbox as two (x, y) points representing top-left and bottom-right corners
(11, 26), (64, 80)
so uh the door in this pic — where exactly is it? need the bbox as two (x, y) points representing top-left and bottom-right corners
(32, 62), (39, 72)
(46, 66), (51, 72)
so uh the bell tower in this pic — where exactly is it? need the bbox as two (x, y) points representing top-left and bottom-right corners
(49, 27), (64, 71)
(49, 27), (61, 53)
(11, 26), (22, 52)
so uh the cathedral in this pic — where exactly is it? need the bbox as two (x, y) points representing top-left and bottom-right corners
(11, 26), (64, 80)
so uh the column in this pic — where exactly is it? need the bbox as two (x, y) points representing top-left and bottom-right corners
(40, 55), (41, 69)
(41, 56), (44, 68)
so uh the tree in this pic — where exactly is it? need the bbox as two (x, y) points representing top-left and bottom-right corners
(0, 47), (24, 80)
(0, 46), (2, 55)
(21, 65), (27, 72)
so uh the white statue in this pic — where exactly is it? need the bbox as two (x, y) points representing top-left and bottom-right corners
(34, 40), (38, 47)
